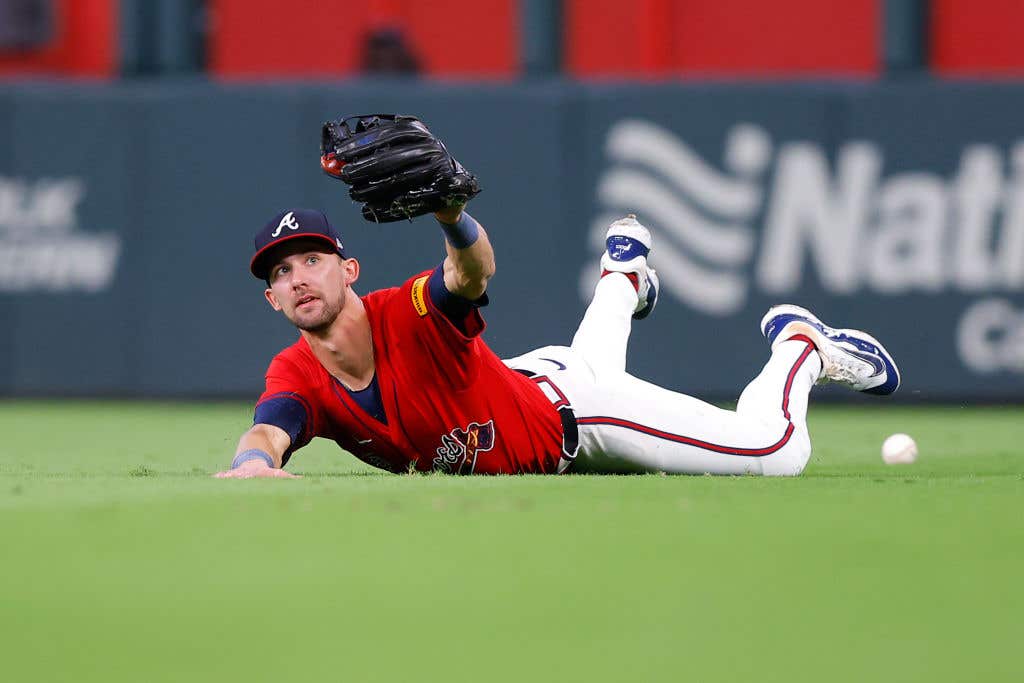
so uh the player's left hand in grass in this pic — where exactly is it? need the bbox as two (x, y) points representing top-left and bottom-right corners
(214, 461), (301, 479)
(214, 424), (302, 479)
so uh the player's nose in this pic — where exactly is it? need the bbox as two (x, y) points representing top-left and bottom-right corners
(290, 266), (310, 289)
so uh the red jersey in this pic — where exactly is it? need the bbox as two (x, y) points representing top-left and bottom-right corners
(255, 269), (564, 474)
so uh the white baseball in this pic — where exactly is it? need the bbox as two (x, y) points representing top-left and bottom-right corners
(881, 433), (918, 464)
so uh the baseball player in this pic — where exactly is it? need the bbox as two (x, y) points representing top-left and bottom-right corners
(216, 115), (900, 479)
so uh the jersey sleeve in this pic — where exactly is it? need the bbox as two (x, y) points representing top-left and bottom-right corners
(254, 355), (321, 466)
(376, 268), (488, 388)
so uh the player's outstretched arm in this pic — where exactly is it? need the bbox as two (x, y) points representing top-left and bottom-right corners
(436, 206), (495, 301)
(214, 423), (301, 479)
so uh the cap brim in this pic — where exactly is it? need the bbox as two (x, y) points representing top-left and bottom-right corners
(250, 233), (343, 280)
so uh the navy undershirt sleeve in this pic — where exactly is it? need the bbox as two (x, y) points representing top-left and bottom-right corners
(427, 263), (488, 335)
(253, 394), (309, 447)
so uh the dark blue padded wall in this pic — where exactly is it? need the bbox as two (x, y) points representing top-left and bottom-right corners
(0, 81), (1020, 400)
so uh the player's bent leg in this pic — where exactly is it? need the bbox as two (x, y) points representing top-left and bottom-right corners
(569, 339), (820, 476)
(570, 273), (636, 377)
(571, 376), (810, 476)
(571, 215), (659, 377)
(735, 339), (821, 475)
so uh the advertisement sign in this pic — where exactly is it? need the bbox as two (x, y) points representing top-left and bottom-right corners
(0, 83), (1020, 400)
(579, 86), (1024, 400)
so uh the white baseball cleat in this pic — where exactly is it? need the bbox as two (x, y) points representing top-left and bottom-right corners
(760, 304), (901, 396)
(600, 214), (659, 320)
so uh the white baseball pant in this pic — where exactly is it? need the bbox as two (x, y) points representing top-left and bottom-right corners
(503, 273), (823, 476)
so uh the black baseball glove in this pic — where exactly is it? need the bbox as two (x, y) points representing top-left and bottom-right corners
(320, 114), (481, 223)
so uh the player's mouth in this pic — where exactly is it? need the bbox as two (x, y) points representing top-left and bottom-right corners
(295, 294), (319, 309)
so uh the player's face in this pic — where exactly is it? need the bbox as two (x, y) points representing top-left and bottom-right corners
(263, 241), (358, 333)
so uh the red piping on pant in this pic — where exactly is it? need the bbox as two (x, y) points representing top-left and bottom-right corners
(575, 342), (815, 457)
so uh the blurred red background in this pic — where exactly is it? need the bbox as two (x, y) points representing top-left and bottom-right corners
(1, 0), (1023, 80)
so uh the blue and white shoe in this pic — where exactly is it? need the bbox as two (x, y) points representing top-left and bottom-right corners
(600, 214), (659, 320)
(760, 304), (901, 396)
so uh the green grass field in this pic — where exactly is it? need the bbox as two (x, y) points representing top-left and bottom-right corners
(1, 401), (1021, 682)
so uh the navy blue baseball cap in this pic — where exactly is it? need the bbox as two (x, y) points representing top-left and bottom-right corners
(250, 209), (347, 280)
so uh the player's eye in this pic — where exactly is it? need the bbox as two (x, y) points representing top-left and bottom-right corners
(273, 265), (289, 279)
(307, 255), (319, 265)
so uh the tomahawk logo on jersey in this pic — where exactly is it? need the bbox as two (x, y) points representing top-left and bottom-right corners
(253, 265), (563, 474)
(433, 420), (496, 474)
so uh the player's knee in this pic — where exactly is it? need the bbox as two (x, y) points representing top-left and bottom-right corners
(761, 437), (812, 477)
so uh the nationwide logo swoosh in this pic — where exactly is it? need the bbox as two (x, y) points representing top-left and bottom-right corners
(584, 120), (772, 316)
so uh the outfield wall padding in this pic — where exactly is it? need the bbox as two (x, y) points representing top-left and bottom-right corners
(0, 81), (1021, 401)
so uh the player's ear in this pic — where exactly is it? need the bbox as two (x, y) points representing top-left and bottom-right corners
(343, 257), (360, 285)
(264, 287), (282, 311)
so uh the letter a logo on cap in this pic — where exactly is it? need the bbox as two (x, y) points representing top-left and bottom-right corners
(271, 211), (300, 238)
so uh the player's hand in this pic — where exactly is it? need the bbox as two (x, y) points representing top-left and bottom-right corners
(434, 204), (465, 224)
(213, 461), (302, 479)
